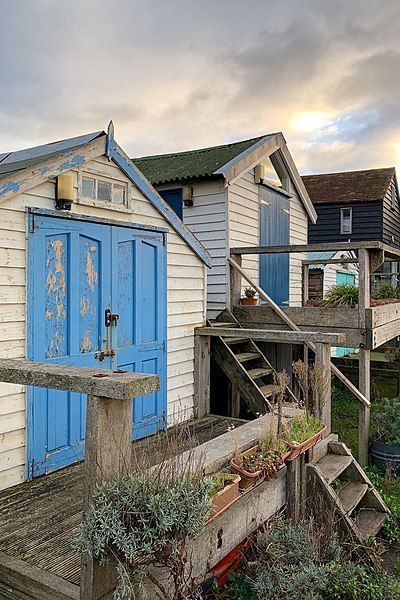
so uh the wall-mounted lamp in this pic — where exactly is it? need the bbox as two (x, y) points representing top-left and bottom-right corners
(56, 174), (74, 210)
(182, 185), (193, 207)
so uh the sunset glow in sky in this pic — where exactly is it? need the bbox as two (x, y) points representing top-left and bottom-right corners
(0, 0), (399, 175)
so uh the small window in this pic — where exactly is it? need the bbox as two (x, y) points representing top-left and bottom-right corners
(97, 180), (112, 202)
(82, 177), (95, 198)
(113, 184), (125, 205)
(340, 207), (352, 234)
(391, 186), (397, 210)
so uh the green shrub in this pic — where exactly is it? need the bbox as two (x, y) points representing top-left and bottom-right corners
(374, 397), (400, 444)
(74, 466), (213, 599)
(372, 283), (400, 299)
(324, 284), (359, 308)
(366, 464), (400, 551)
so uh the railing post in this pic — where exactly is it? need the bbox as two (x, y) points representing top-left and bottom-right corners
(194, 334), (211, 418)
(302, 263), (309, 306)
(230, 253), (242, 309)
(80, 395), (133, 600)
(358, 249), (371, 466)
(314, 342), (331, 434)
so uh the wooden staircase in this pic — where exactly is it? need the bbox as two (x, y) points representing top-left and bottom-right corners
(308, 440), (388, 543)
(208, 310), (296, 415)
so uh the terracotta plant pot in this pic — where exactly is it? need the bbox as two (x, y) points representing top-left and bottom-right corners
(207, 474), (241, 522)
(230, 446), (264, 491)
(240, 297), (258, 306)
(285, 425), (327, 461)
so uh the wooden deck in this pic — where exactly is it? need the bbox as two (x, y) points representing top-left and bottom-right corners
(0, 415), (246, 598)
(233, 303), (400, 350)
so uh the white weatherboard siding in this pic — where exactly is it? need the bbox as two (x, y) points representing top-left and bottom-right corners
(182, 181), (227, 318)
(228, 170), (260, 297)
(289, 180), (308, 306)
(0, 155), (206, 490)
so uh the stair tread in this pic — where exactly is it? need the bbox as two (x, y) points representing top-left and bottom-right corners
(355, 509), (387, 540)
(247, 367), (273, 379)
(235, 352), (261, 363)
(210, 321), (237, 328)
(225, 338), (249, 345)
(337, 482), (368, 514)
(317, 454), (353, 484)
(259, 384), (281, 398)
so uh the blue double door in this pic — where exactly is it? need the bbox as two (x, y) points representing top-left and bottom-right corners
(259, 186), (290, 306)
(28, 214), (167, 477)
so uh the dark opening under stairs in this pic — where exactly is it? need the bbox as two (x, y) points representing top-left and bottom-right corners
(208, 309), (297, 416)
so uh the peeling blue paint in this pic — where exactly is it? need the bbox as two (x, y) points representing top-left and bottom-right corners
(58, 155), (85, 172)
(40, 166), (50, 175)
(0, 181), (21, 197)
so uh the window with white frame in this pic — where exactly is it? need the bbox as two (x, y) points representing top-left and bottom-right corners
(340, 207), (352, 234)
(81, 174), (127, 206)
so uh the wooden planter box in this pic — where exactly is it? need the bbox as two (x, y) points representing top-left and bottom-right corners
(285, 425), (327, 461)
(207, 474), (241, 521)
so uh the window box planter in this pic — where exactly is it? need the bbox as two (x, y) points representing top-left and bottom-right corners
(230, 444), (286, 491)
(370, 439), (400, 474)
(285, 424), (326, 461)
(207, 474), (241, 522)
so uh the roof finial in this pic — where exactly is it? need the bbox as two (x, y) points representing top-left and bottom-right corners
(106, 121), (115, 160)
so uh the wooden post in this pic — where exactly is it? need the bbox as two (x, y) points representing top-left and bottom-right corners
(286, 457), (301, 522)
(194, 334), (211, 418)
(358, 249), (371, 467)
(230, 254), (242, 309)
(302, 263), (309, 306)
(229, 385), (241, 418)
(314, 342), (331, 434)
(80, 395), (133, 600)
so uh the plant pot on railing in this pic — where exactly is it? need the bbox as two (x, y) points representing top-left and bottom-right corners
(283, 415), (326, 461)
(230, 443), (286, 491)
(240, 287), (258, 306)
(207, 473), (241, 521)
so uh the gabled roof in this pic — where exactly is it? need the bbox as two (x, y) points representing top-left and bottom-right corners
(302, 167), (396, 205)
(133, 133), (317, 222)
(133, 135), (269, 185)
(0, 128), (210, 266)
(0, 131), (104, 181)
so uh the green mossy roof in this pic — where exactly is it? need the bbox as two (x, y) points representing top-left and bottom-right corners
(132, 135), (271, 185)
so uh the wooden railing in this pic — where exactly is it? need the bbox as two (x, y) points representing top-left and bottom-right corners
(228, 241), (400, 466)
(0, 359), (159, 600)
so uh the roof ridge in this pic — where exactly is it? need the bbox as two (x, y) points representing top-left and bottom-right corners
(302, 166), (395, 178)
(134, 134), (275, 161)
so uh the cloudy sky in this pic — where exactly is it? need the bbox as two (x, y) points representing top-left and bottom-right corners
(1, 0), (399, 174)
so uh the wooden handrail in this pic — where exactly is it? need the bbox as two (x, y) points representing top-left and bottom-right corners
(196, 327), (345, 345)
(228, 257), (371, 409)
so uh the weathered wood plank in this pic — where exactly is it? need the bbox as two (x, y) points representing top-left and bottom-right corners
(233, 305), (360, 329)
(0, 551), (79, 600)
(194, 335), (210, 418)
(230, 241), (400, 260)
(0, 359), (159, 400)
(315, 342), (332, 434)
(196, 327), (345, 345)
(230, 254), (242, 309)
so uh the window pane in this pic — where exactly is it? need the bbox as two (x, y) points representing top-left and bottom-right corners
(341, 208), (352, 233)
(113, 184), (125, 205)
(97, 180), (112, 202)
(82, 177), (95, 198)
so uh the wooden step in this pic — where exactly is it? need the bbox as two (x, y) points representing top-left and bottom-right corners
(235, 352), (260, 363)
(209, 321), (237, 328)
(317, 454), (353, 484)
(355, 509), (387, 540)
(247, 367), (273, 379)
(337, 482), (368, 514)
(225, 338), (249, 345)
(259, 384), (281, 398)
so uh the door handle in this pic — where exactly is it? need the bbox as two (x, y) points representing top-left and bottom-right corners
(105, 308), (119, 327)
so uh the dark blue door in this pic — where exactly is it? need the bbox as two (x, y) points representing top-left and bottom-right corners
(28, 214), (167, 477)
(259, 187), (290, 306)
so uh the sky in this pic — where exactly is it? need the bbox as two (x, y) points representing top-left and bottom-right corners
(0, 0), (399, 175)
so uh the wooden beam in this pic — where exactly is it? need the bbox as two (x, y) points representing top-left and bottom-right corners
(315, 342), (332, 434)
(286, 457), (301, 522)
(196, 327), (345, 345)
(80, 395), (133, 600)
(0, 359), (159, 400)
(302, 263), (309, 306)
(303, 258), (358, 266)
(228, 258), (371, 408)
(194, 334), (211, 418)
(230, 240), (400, 259)
(358, 249), (371, 467)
